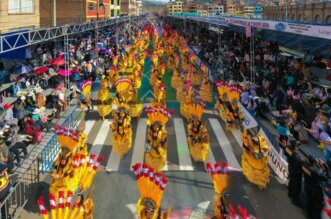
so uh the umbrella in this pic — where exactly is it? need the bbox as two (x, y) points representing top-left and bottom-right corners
(51, 56), (65, 66)
(72, 73), (82, 81)
(58, 69), (72, 76)
(10, 64), (33, 74)
(70, 67), (79, 74)
(100, 48), (109, 54)
(34, 66), (49, 75)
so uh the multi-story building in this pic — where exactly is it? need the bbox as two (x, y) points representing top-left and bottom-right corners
(184, 2), (198, 13)
(263, 1), (331, 23)
(208, 4), (224, 16)
(120, 0), (129, 15)
(244, 5), (262, 18)
(110, 0), (121, 17)
(40, 0), (114, 27)
(197, 4), (208, 16)
(244, 5), (254, 16)
(227, 4), (236, 14)
(137, 0), (143, 15)
(0, 0), (40, 33)
(128, 0), (137, 15)
(235, 4), (244, 14)
(121, 0), (138, 15)
(226, 3), (243, 15)
(167, 1), (184, 14)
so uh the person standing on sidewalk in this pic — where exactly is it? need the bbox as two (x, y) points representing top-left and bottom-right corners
(285, 140), (302, 207)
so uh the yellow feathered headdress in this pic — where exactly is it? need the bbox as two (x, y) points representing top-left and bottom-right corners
(114, 78), (132, 94)
(82, 80), (92, 97)
(132, 163), (168, 209)
(206, 162), (230, 195)
(55, 126), (79, 152)
(188, 102), (205, 120)
(144, 105), (173, 126)
(216, 80), (230, 101)
(112, 54), (120, 67)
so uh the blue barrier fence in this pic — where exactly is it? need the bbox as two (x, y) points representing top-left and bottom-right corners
(40, 106), (84, 174)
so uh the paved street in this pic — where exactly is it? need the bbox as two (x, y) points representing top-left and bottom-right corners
(20, 105), (307, 218)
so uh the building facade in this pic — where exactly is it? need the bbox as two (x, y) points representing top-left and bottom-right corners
(197, 4), (208, 16)
(137, 0), (143, 15)
(167, 1), (184, 14)
(208, 4), (224, 16)
(110, 0), (121, 17)
(40, 0), (118, 28)
(263, 2), (331, 23)
(226, 4), (244, 15)
(0, 0), (40, 33)
(243, 5), (262, 18)
(120, 0), (138, 15)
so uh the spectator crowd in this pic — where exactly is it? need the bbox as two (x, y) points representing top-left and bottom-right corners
(166, 17), (331, 219)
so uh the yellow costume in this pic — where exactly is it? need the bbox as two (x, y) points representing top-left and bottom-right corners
(241, 129), (270, 189)
(97, 75), (112, 120)
(111, 104), (132, 157)
(50, 127), (79, 200)
(171, 69), (181, 90)
(38, 190), (95, 219)
(114, 78), (134, 103)
(199, 77), (212, 103)
(179, 81), (193, 120)
(80, 80), (92, 111)
(50, 126), (103, 201)
(216, 82), (243, 129)
(108, 66), (119, 84)
(132, 163), (171, 219)
(145, 105), (172, 171)
(187, 103), (209, 162)
(206, 162), (230, 219)
(98, 75), (110, 104)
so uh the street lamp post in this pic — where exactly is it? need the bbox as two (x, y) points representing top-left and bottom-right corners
(285, 1), (288, 20)
(96, 1), (105, 44)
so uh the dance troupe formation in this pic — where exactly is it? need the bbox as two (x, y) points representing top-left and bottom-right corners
(36, 22), (270, 218)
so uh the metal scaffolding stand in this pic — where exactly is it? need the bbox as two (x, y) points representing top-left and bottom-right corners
(0, 16), (142, 55)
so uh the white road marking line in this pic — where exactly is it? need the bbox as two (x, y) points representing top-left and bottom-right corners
(209, 118), (241, 171)
(130, 118), (148, 168)
(231, 128), (243, 147)
(89, 120), (111, 157)
(85, 120), (96, 136)
(105, 121), (124, 172)
(204, 135), (216, 170)
(174, 118), (194, 171)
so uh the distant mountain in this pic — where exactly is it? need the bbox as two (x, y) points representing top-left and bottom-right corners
(143, 0), (168, 6)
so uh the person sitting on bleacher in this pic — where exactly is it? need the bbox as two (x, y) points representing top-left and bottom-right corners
(31, 108), (50, 132)
(49, 90), (61, 118)
(55, 82), (66, 111)
(13, 96), (30, 130)
(12, 79), (22, 97)
(0, 133), (14, 174)
(25, 93), (36, 111)
(23, 117), (42, 144)
(3, 103), (18, 127)
(5, 127), (28, 165)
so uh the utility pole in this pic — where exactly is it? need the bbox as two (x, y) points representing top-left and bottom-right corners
(53, 0), (56, 26)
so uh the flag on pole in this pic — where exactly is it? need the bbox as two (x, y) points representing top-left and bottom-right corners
(246, 26), (251, 38)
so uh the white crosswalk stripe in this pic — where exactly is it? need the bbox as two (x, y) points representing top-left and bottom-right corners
(84, 117), (242, 172)
(130, 118), (148, 168)
(105, 121), (123, 172)
(85, 120), (96, 135)
(209, 118), (242, 171)
(174, 118), (194, 171)
(88, 120), (112, 157)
